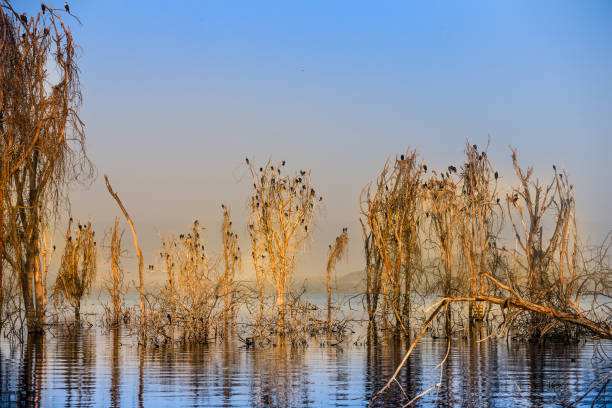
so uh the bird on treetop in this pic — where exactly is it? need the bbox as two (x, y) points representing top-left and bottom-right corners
(64, 2), (70, 12)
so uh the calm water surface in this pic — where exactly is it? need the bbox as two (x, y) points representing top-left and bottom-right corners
(1, 326), (610, 407)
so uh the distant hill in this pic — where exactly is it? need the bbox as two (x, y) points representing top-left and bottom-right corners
(293, 269), (365, 294)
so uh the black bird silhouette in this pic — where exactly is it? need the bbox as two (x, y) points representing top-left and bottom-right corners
(494, 171), (498, 180)
(245, 157), (249, 165)
(20, 13), (27, 25)
(259, 167), (263, 172)
(41, 3), (46, 13)
(282, 160), (286, 166)
(400, 154), (404, 160)
(64, 2), (69, 12)
(423, 164), (427, 172)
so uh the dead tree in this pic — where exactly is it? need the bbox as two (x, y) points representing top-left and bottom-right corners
(326, 228), (348, 326)
(360, 219), (382, 330)
(104, 217), (125, 326)
(53, 218), (97, 320)
(1, 2), (91, 333)
(504, 147), (581, 338)
(361, 149), (424, 333)
(458, 141), (502, 325)
(246, 158), (320, 335)
(425, 170), (460, 336)
(221, 204), (241, 333)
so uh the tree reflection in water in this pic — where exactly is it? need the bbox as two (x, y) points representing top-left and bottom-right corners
(0, 325), (609, 406)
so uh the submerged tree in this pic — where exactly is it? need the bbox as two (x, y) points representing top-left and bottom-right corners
(53, 219), (97, 319)
(457, 141), (502, 325)
(326, 228), (348, 326)
(1, 2), (91, 332)
(104, 217), (125, 326)
(246, 158), (321, 335)
(221, 204), (241, 333)
(425, 168), (460, 337)
(361, 149), (425, 332)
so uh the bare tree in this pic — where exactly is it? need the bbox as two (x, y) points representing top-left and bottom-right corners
(1, 2), (91, 332)
(104, 217), (125, 326)
(361, 149), (424, 333)
(424, 168), (460, 336)
(221, 204), (241, 333)
(326, 228), (348, 326)
(53, 218), (97, 320)
(246, 158), (321, 335)
(457, 141), (502, 325)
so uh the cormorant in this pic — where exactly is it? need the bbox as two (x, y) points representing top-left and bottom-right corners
(41, 3), (46, 13)
(423, 164), (427, 172)
(494, 171), (498, 180)
(64, 2), (69, 12)
(282, 160), (286, 166)
(20, 13), (27, 25)
(400, 154), (404, 160)
(245, 157), (249, 165)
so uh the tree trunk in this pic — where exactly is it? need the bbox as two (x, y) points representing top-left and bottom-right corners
(33, 256), (46, 328)
(277, 276), (286, 335)
(74, 298), (80, 321)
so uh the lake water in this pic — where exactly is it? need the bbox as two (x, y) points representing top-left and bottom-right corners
(1, 324), (610, 407)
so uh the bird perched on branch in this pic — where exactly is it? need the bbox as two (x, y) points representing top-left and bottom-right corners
(64, 2), (70, 12)
(41, 3), (47, 13)
(20, 13), (27, 25)
(494, 171), (498, 180)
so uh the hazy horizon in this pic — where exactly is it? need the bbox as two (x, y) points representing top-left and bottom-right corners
(17, 0), (611, 285)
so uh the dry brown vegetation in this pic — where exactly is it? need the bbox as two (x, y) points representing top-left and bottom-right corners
(0, 10), (610, 408)
(0, 1), (91, 333)
(52, 218), (97, 319)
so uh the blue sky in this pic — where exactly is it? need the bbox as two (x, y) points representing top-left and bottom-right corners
(18, 0), (612, 279)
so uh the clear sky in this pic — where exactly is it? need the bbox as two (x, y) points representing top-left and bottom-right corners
(19, 1), (612, 283)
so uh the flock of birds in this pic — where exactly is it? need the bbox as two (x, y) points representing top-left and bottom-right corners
(18, 2), (79, 28)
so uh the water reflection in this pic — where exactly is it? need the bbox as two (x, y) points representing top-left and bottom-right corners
(0, 326), (609, 406)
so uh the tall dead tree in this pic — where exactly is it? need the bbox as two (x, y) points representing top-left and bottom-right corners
(361, 149), (424, 332)
(505, 147), (579, 337)
(246, 158), (320, 335)
(458, 141), (502, 324)
(1, 2), (91, 332)
(221, 204), (241, 333)
(425, 169), (460, 336)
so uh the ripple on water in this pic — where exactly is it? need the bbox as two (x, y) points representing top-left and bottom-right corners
(0, 328), (610, 407)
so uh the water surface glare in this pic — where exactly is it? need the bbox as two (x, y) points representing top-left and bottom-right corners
(1, 328), (610, 407)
